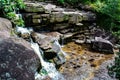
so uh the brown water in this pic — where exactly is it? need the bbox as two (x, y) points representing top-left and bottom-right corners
(60, 42), (114, 80)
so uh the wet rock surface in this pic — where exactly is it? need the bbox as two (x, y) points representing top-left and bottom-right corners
(31, 32), (55, 50)
(31, 32), (63, 60)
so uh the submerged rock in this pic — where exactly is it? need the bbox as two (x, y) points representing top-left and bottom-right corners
(61, 42), (114, 80)
(92, 60), (115, 80)
(0, 37), (40, 80)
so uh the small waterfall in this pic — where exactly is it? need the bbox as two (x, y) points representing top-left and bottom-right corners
(51, 39), (68, 63)
(15, 26), (65, 80)
(16, 26), (32, 34)
(16, 13), (22, 19)
(31, 42), (65, 80)
(61, 35), (64, 47)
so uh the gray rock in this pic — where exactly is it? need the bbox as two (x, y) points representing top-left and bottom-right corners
(82, 12), (96, 21)
(50, 12), (68, 23)
(24, 2), (96, 27)
(31, 32), (61, 49)
(24, 2), (45, 13)
(0, 17), (40, 80)
(0, 17), (13, 38)
(42, 32), (63, 40)
(0, 37), (40, 80)
(92, 37), (114, 53)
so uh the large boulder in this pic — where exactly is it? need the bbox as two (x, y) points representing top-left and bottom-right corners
(0, 18), (40, 80)
(0, 37), (40, 80)
(92, 37), (114, 53)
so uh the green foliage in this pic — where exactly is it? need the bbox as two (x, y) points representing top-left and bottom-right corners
(89, 0), (120, 38)
(66, 0), (79, 3)
(90, 0), (120, 21)
(113, 31), (120, 39)
(40, 68), (48, 75)
(58, 0), (65, 4)
(0, 0), (25, 26)
(57, 0), (81, 5)
(108, 52), (120, 79)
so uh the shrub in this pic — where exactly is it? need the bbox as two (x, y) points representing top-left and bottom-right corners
(108, 52), (120, 79)
(0, 0), (25, 27)
(90, 0), (120, 38)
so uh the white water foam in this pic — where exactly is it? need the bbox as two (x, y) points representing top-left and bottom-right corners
(31, 43), (65, 80)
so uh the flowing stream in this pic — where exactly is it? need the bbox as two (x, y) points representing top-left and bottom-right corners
(52, 39), (68, 64)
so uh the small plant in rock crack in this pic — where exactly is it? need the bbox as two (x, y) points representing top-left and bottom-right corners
(108, 52), (120, 79)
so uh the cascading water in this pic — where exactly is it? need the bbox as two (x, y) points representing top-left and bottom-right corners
(16, 26), (32, 34)
(15, 26), (65, 80)
(31, 42), (65, 80)
(61, 35), (64, 47)
(16, 13), (22, 19)
(15, 11), (66, 79)
(51, 39), (68, 64)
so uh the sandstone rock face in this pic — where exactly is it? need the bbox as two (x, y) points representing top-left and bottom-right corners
(23, 2), (96, 28)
